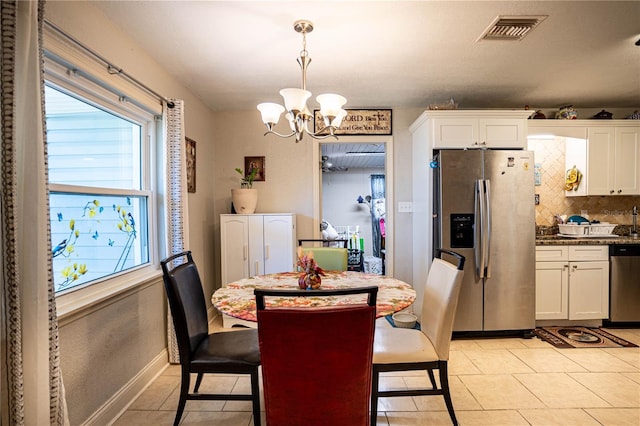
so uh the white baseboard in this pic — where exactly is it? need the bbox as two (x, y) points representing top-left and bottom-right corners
(82, 349), (169, 426)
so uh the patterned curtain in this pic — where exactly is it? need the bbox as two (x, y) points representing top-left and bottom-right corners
(1, 1), (69, 424)
(164, 99), (189, 363)
(370, 174), (386, 258)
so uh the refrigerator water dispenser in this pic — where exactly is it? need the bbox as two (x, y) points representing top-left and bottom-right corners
(451, 214), (474, 248)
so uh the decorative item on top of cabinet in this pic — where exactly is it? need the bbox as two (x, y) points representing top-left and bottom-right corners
(555, 105), (577, 120)
(232, 166), (259, 213)
(592, 109), (613, 120)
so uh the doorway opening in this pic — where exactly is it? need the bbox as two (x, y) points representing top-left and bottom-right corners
(312, 136), (394, 276)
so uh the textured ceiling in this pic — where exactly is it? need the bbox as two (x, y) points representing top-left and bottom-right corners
(91, 1), (640, 112)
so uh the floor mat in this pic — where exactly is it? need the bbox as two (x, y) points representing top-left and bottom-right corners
(534, 327), (638, 348)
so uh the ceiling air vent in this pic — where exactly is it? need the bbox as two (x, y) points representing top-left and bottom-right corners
(479, 15), (547, 41)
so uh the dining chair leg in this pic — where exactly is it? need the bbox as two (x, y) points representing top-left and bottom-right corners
(427, 368), (437, 389)
(250, 368), (261, 426)
(193, 373), (204, 392)
(370, 367), (380, 426)
(174, 368), (191, 426)
(438, 361), (458, 426)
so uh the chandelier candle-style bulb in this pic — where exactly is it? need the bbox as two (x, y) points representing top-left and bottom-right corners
(257, 103), (285, 129)
(317, 94), (347, 118)
(330, 109), (348, 128)
(280, 88), (311, 114)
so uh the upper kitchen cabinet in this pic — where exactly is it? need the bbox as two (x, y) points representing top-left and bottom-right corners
(561, 123), (640, 196)
(411, 110), (532, 149)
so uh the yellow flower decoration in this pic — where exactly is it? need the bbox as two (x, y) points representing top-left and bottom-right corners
(61, 266), (73, 278)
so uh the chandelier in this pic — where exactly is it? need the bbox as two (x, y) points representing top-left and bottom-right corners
(257, 20), (347, 143)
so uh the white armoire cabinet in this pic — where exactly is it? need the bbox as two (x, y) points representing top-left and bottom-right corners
(220, 213), (296, 328)
(220, 213), (297, 285)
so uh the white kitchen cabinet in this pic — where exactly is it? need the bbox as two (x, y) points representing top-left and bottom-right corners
(535, 246), (569, 320)
(220, 213), (296, 285)
(535, 245), (609, 320)
(562, 123), (640, 196)
(429, 111), (531, 149)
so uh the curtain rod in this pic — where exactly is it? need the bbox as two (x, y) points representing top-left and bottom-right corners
(44, 19), (175, 108)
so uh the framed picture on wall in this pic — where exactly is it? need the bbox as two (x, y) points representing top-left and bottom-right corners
(245, 156), (265, 181)
(186, 137), (196, 193)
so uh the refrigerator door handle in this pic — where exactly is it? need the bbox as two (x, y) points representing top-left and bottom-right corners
(484, 179), (492, 278)
(474, 179), (485, 278)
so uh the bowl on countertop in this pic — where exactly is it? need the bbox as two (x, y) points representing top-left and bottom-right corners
(558, 224), (590, 235)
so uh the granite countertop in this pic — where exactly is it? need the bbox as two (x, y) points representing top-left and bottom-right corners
(536, 225), (640, 245)
(536, 235), (640, 245)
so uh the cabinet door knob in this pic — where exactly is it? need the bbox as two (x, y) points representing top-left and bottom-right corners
(610, 190), (615, 194)
(618, 189), (622, 194)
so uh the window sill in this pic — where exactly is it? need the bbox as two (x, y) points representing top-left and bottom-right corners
(56, 267), (163, 326)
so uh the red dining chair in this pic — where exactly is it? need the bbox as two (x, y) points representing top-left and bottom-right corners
(371, 249), (465, 426)
(255, 286), (378, 426)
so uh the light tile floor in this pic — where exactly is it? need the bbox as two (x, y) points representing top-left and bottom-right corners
(114, 319), (640, 426)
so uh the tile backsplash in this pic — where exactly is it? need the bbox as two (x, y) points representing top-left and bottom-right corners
(528, 138), (638, 227)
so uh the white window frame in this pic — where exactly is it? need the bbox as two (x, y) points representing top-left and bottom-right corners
(44, 51), (163, 319)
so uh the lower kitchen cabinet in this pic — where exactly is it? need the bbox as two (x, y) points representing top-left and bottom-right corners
(535, 245), (609, 320)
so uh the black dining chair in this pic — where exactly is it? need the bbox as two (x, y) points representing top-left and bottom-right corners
(255, 286), (378, 426)
(161, 251), (261, 426)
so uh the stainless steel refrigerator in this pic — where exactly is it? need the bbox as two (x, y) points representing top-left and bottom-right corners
(433, 149), (536, 332)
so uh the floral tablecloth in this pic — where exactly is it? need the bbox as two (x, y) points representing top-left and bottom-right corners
(211, 271), (416, 322)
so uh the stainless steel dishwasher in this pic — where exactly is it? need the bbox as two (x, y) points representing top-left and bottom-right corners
(609, 244), (640, 322)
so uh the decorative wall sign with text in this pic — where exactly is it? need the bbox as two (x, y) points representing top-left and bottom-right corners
(314, 109), (392, 135)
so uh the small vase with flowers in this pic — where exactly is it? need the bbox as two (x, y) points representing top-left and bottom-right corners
(296, 247), (325, 290)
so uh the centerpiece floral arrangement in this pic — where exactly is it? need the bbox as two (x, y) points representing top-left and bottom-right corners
(297, 246), (325, 290)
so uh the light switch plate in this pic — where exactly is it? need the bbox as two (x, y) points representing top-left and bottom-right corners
(398, 202), (413, 213)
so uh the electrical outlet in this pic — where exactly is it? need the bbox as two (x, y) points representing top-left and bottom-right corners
(398, 202), (413, 213)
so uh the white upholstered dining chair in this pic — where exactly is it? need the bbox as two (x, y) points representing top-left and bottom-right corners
(371, 249), (465, 426)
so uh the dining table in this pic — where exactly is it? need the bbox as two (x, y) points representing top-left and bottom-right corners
(211, 271), (416, 323)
